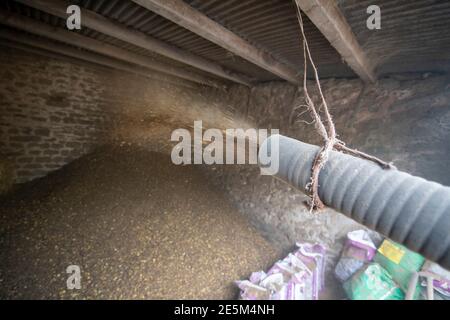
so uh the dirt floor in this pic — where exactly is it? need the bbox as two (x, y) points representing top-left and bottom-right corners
(0, 146), (282, 299)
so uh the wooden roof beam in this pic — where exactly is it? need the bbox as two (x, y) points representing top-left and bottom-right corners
(132, 0), (301, 84)
(0, 29), (198, 89)
(16, 0), (252, 86)
(0, 10), (224, 88)
(295, 0), (376, 83)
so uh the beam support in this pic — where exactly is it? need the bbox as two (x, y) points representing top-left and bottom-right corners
(0, 29), (197, 89)
(295, 0), (376, 83)
(132, 0), (300, 84)
(0, 10), (224, 88)
(16, 0), (252, 86)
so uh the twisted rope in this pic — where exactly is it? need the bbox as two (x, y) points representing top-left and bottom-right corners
(294, 6), (394, 212)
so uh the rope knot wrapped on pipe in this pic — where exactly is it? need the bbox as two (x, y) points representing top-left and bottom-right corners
(294, 7), (394, 211)
(280, 7), (450, 269)
(258, 134), (450, 270)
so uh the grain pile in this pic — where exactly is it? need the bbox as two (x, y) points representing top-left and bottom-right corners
(0, 146), (281, 299)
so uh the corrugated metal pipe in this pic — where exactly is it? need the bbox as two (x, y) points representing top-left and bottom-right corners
(258, 134), (450, 270)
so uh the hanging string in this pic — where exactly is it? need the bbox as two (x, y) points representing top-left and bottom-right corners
(294, 5), (395, 212)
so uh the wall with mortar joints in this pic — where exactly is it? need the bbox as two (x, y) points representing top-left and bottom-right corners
(227, 74), (450, 185)
(201, 74), (450, 266)
(0, 47), (119, 184)
(0, 45), (234, 186)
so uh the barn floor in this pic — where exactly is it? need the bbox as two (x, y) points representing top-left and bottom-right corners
(0, 146), (283, 299)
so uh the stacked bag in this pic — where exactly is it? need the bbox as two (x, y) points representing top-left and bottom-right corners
(236, 243), (326, 300)
(336, 229), (450, 300)
(234, 230), (449, 300)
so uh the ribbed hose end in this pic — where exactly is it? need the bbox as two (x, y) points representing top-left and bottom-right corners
(259, 134), (450, 270)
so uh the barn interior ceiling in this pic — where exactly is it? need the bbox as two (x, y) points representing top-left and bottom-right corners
(0, 0), (449, 86)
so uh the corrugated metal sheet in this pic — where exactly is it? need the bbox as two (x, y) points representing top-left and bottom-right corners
(338, 0), (450, 75)
(1, 0), (449, 81)
(74, 0), (280, 81)
(186, 0), (355, 78)
(0, 0), (229, 82)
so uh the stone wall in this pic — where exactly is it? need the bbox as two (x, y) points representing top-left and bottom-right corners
(201, 73), (450, 263)
(1, 44), (449, 267)
(0, 47), (117, 184)
(0, 46), (205, 185)
(229, 74), (450, 185)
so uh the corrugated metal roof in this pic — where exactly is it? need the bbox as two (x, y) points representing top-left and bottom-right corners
(186, 0), (355, 78)
(1, 0), (448, 82)
(338, 0), (450, 75)
(73, 0), (280, 81)
(0, 0), (230, 82)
